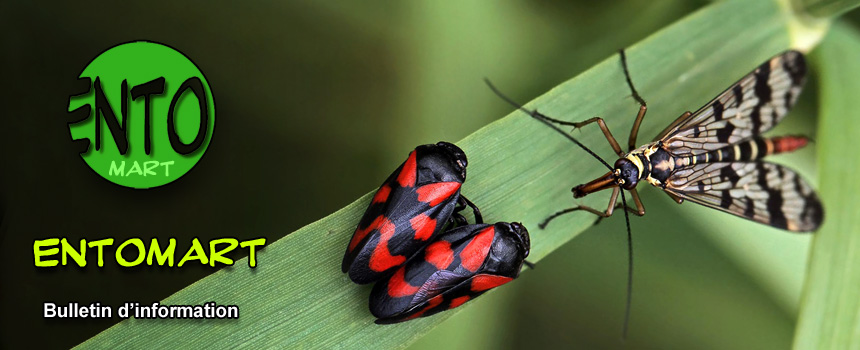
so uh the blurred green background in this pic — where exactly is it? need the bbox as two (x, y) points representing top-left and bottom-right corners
(1, 0), (856, 349)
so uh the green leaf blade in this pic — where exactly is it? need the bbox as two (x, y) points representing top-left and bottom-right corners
(75, 0), (830, 348)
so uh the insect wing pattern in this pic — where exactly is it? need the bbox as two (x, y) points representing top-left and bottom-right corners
(666, 161), (822, 231)
(370, 222), (530, 324)
(342, 142), (469, 284)
(656, 51), (805, 153)
(659, 51), (822, 232)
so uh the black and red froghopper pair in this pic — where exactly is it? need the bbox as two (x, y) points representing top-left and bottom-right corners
(341, 142), (531, 324)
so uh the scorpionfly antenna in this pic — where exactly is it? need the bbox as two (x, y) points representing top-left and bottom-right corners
(483, 78), (613, 171)
(484, 77), (635, 340)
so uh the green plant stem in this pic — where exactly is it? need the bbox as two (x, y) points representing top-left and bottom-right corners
(793, 22), (860, 350)
(795, 0), (860, 18)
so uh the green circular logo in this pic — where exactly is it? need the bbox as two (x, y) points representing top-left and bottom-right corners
(67, 41), (215, 189)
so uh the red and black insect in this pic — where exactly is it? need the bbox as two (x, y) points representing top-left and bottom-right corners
(370, 222), (530, 324)
(342, 142), (482, 284)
